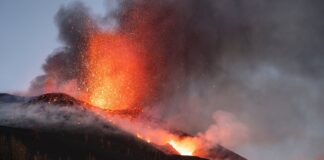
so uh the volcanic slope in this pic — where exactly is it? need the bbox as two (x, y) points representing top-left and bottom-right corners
(0, 93), (246, 160)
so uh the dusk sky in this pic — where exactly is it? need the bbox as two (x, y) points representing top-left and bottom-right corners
(0, 0), (112, 92)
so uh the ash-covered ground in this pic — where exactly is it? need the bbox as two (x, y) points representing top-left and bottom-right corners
(0, 93), (246, 160)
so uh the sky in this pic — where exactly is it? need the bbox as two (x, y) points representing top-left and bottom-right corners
(0, 0), (112, 93)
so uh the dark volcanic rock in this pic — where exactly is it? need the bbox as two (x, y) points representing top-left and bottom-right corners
(0, 126), (207, 160)
(207, 145), (246, 160)
(27, 93), (86, 106)
(0, 93), (247, 160)
(0, 93), (207, 160)
(0, 92), (90, 107)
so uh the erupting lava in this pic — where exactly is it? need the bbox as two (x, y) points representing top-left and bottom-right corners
(83, 30), (204, 157)
(67, 29), (203, 157)
(84, 31), (149, 111)
(41, 28), (210, 158)
(26, 1), (251, 159)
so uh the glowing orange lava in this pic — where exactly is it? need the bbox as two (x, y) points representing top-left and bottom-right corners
(168, 138), (198, 156)
(134, 129), (199, 156)
(84, 31), (149, 110)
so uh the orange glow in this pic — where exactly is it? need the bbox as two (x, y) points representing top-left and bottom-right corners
(127, 123), (200, 156)
(41, 29), (205, 159)
(84, 31), (149, 110)
(168, 138), (198, 156)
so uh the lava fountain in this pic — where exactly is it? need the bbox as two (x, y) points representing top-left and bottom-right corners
(84, 31), (150, 111)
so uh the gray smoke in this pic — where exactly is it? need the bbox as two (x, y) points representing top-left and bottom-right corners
(29, 2), (95, 95)
(146, 0), (324, 159)
(27, 0), (324, 159)
(114, 0), (324, 159)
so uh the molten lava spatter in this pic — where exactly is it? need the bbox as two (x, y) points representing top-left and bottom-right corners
(84, 31), (149, 111)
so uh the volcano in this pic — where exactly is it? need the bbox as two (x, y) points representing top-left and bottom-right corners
(0, 93), (247, 160)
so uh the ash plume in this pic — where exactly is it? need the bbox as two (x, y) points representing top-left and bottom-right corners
(26, 0), (324, 159)
(29, 2), (95, 95)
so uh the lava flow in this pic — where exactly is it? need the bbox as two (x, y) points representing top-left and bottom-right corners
(169, 139), (198, 156)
